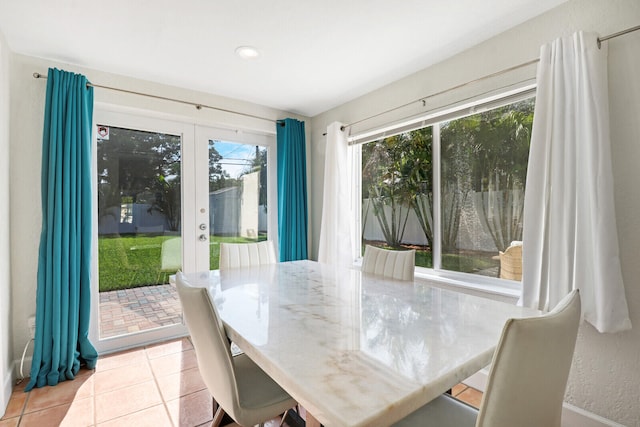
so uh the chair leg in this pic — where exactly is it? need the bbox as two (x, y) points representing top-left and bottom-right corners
(278, 409), (290, 427)
(211, 406), (225, 427)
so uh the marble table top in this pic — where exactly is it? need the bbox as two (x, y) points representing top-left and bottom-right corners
(179, 260), (540, 427)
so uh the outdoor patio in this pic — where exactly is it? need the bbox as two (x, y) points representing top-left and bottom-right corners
(99, 283), (183, 339)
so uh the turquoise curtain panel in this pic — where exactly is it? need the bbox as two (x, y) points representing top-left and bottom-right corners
(27, 68), (98, 390)
(276, 118), (308, 261)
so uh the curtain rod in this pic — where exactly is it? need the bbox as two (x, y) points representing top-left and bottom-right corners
(31, 72), (278, 124)
(339, 24), (640, 132)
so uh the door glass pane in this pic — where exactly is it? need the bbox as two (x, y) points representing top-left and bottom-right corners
(439, 97), (534, 279)
(97, 125), (183, 339)
(208, 140), (268, 269)
(361, 128), (433, 267)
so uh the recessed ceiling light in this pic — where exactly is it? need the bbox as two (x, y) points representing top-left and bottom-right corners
(235, 46), (260, 60)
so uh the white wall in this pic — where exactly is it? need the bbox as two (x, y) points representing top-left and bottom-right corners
(310, 0), (640, 425)
(0, 30), (13, 417)
(8, 53), (309, 375)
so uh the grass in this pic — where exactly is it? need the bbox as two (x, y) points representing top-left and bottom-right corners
(98, 234), (263, 292)
(99, 237), (500, 292)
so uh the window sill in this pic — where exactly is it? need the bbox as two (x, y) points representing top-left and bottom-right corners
(414, 270), (521, 302)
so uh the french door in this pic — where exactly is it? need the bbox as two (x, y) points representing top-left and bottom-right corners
(90, 110), (276, 353)
(193, 125), (278, 271)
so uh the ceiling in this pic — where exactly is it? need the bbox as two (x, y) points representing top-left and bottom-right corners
(0, 0), (567, 117)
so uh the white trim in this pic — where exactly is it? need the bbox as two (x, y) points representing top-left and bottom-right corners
(348, 83), (536, 145)
(415, 269), (521, 299)
(561, 403), (627, 427)
(0, 366), (11, 419)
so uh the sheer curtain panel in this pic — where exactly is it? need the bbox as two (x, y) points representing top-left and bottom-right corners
(277, 118), (308, 261)
(318, 122), (355, 266)
(27, 68), (98, 390)
(522, 32), (631, 333)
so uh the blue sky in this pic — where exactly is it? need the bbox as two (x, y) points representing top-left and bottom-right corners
(212, 140), (261, 179)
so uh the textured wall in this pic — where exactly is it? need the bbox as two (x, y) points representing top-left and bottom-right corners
(309, 0), (640, 424)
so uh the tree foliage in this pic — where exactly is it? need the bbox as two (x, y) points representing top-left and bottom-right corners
(98, 128), (230, 232)
(362, 97), (534, 252)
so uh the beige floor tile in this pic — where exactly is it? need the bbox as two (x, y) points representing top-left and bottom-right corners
(95, 348), (147, 372)
(24, 375), (94, 414)
(456, 387), (483, 408)
(19, 403), (73, 427)
(0, 418), (19, 427)
(451, 383), (468, 397)
(145, 337), (193, 360)
(149, 349), (198, 377)
(2, 390), (27, 419)
(59, 397), (94, 427)
(155, 367), (207, 401)
(93, 361), (152, 395)
(166, 389), (213, 427)
(94, 380), (162, 424)
(96, 404), (171, 427)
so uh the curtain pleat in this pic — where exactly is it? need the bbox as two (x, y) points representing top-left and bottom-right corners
(318, 122), (354, 265)
(522, 32), (631, 333)
(277, 118), (308, 261)
(27, 68), (98, 391)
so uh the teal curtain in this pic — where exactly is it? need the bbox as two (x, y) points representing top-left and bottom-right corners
(26, 68), (98, 391)
(277, 118), (308, 261)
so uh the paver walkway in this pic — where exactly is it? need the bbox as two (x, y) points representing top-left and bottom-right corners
(99, 283), (182, 338)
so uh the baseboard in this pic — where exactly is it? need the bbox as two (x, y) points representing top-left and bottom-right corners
(461, 372), (624, 427)
(561, 403), (627, 427)
(1, 364), (12, 419)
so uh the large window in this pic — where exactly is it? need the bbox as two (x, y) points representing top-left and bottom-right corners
(360, 90), (534, 282)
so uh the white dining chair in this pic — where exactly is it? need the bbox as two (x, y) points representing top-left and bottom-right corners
(361, 245), (415, 281)
(392, 289), (581, 427)
(160, 237), (181, 271)
(219, 240), (277, 270)
(175, 273), (297, 427)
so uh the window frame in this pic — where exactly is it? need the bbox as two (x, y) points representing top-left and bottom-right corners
(351, 85), (537, 296)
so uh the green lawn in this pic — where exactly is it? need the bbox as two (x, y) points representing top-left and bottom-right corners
(98, 234), (262, 292)
(99, 236), (499, 292)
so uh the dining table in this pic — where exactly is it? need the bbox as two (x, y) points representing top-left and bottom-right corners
(178, 260), (541, 427)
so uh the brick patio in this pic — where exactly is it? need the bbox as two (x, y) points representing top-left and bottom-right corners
(99, 283), (183, 339)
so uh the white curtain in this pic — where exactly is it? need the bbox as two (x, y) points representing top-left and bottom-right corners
(318, 122), (355, 266)
(522, 31), (631, 333)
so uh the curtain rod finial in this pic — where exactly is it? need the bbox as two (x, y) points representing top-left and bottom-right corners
(33, 72), (42, 79)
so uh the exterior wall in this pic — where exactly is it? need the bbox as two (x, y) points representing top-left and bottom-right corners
(0, 29), (12, 418)
(309, 0), (640, 424)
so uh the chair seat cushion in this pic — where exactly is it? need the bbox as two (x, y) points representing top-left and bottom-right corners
(392, 394), (478, 427)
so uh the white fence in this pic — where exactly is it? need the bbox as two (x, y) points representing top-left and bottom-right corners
(362, 190), (524, 252)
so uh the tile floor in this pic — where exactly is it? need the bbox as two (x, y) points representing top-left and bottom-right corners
(0, 337), (483, 426)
